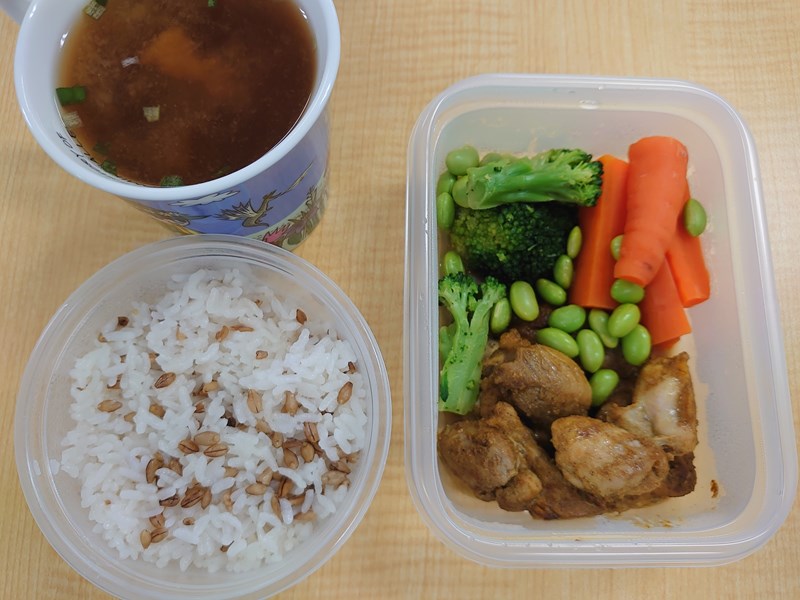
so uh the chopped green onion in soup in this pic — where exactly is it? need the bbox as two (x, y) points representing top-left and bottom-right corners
(160, 175), (184, 187)
(143, 106), (161, 122)
(83, 0), (107, 19)
(61, 111), (82, 129)
(101, 160), (117, 175)
(56, 85), (87, 106)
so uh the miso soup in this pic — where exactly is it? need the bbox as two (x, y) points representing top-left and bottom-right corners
(57, 0), (316, 186)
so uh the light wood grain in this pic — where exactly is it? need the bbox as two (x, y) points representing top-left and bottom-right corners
(1, 1), (799, 598)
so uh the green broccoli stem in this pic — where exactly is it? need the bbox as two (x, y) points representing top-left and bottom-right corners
(437, 273), (506, 415)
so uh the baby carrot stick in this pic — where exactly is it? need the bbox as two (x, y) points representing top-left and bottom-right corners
(640, 260), (692, 347)
(613, 136), (689, 287)
(569, 155), (628, 310)
(666, 214), (711, 307)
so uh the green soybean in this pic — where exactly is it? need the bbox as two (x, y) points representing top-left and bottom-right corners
(610, 278), (645, 304)
(607, 303), (640, 338)
(509, 281), (539, 321)
(553, 254), (574, 290)
(490, 297), (512, 335)
(436, 192), (455, 230)
(547, 304), (586, 333)
(622, 324), (652, 366)
(479, 151), (504, 166)
(610, 234), (624, 260)
(566, 225), (583, 259)
(589, 369), (620, 406)
(445, 145), (480, 176)
(535, 278), (567, 307)
(576, 329), (605, 373)
(451, 176), (469, 207)
(588, 308), (619, 348)
(436, 170), (456, 196)
(442, 250), (464, 275)
(535, 327), (579, 358)
(683, 197), (708, 236)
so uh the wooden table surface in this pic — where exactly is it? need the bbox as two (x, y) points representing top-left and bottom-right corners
(2, 1), (799, 598)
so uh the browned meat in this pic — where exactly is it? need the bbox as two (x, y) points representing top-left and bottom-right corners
(551, 416), (670, 502)
(479, 329), (592, 425)
(439, 402), (605, 519)
(602, 352), (698, 457)
(438, 403), (543, 511)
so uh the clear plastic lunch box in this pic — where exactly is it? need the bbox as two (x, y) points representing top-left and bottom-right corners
(403, 74), (797, 567)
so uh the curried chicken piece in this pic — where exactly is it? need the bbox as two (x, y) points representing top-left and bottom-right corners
(551, 415), (670, 502)
(438, 403), (543, 511)
(479, 329), (592, 425)
(439, 402), (605, 519)
(601, 352), (698, 457)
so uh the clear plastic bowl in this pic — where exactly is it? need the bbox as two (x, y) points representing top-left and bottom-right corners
(403, 74), (797, 567)
(15, 235), (391, 599)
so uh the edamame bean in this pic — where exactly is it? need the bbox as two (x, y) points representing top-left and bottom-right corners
(589, 368), (620, 406)
(436, 170), (456, 196)
(442, 250), (464, 275)
(610, 278), (645, 304)
(588, 308), (619, 348)
(610, 234), (624, 260)
(535, 278), (567, 306)
(451, 176), (469, 207)
(553, 254), (574, 290)
(547, 304), (586, 333)
(535, 327), (579, 358)
(509, 281), (539, 321)
(566, 225), (583, 259)
(683, 197), (708, 236)
(445, 145), (480, 176)
(436, 192), (455, 230)
(607, 303), (640, 338)
(621, 324), (652, 366)
(479, 151), (504, 166)
(490, 297), (512, 335)
(577, 329), (605, 373)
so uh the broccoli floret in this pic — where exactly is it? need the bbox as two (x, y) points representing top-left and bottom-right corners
(438, 272), (506, 415)
(449, 202), (578, 284)
(460, 149), (603, 209)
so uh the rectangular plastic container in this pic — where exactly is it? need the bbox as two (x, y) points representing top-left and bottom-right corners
(403, 74), (797, 567)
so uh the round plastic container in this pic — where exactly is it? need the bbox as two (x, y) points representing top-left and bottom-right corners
(15, 235), (391, 599)
(403, 74), (797, 567)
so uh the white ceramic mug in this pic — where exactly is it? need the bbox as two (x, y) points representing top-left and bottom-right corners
(3, 0), (340, 248)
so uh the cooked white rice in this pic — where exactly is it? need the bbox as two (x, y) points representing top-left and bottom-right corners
(59, 267), (368, 572)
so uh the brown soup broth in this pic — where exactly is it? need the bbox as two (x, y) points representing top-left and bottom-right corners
(58, 0), (316, 186)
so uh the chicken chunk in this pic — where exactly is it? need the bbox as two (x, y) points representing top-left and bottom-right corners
(602, 352), (698, 456)
(480, 329), (592, 425)
(551, 415), (670, 501)
(439, 402), (605, 519)
(438, 403), (543, 511)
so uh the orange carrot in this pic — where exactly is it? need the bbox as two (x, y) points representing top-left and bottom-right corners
(640, 260), (692, 347)
(666, 214), (711, 307)
(613, 136), (689, 287)
(569, 155), (629, 310)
